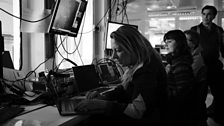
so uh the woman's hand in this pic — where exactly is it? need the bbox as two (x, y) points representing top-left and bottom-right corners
(165, 64), (171, 73)
(74, 99), (107, 113)
(86, 91), (101, 99)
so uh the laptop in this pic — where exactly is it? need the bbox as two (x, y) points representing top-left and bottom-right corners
(3, 51), (14, 69)
(56, 96), (85, 115)
(55, 64), (114, 116)
(72, 64), (100, 94)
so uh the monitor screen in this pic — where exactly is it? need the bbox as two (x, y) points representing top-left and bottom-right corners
(48, 0), (87, 37)
(0, 21), (4, 94)
(3, 51), (14, 69)
(105, 21), (138, 49)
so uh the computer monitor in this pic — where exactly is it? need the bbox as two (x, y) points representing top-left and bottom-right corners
(105, 21), (138, 50)
(3, 51), (14, 69)
(48, 0), (87, 37)
(0, 21), (5, 94)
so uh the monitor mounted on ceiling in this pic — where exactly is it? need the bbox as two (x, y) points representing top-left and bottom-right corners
(0, 21), (4, 94)
(48, 0), (87, 37)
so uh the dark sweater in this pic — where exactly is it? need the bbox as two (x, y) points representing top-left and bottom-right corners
(103, 54), (168, 126)
(191, 23), (224, 66)
(166, 52), (196, 126)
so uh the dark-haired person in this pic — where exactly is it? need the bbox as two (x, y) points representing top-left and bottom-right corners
(184, 29), (208, 126)
(191, 5), (224, 125)
(164, 30), (196, 126)
(74, 25), (168, 126)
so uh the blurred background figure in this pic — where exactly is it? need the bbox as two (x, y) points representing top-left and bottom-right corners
(184, 29), (208, 126)
(191, 5), (224, 125)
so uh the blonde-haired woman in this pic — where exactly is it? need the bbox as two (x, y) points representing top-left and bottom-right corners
(75, 25), (168, 126)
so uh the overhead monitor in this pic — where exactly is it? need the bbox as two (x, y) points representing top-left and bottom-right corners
(48, 0), (87, 37)
(0, 21), (4, 94)
(105, 21), (138, 49)
(3, 51), (14, 69)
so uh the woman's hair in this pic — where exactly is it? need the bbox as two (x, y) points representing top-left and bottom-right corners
(110, 25), (161, 65)
(110, 25), (162, 88)
(164, 29), (191, 57)
(184, 29), (200, 49)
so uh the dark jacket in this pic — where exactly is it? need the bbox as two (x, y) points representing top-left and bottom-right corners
(191, 47), (207, 82)
(191, 23), (224, 67)
(103, 54), (168, 126)
(166, 52), (196, 126)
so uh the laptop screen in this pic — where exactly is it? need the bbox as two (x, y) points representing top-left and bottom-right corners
(72, 64), (100, 93)
(3, 51), (14, 69)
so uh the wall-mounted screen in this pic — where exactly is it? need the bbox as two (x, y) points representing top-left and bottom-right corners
(0, 21), (4, 94)
(106, 21), (138, 49)
(48, 0), (87, 37)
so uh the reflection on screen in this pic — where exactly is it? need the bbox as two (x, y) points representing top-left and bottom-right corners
(48, 0), (87, 37)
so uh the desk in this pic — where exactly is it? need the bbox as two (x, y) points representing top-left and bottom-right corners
(3, 105), (88, 126)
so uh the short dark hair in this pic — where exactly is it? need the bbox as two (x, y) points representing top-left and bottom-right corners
(164, 29), (190, 56)
(201, 5), (217, 16)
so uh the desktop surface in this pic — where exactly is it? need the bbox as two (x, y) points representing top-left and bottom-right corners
(2, 105), (89, 126)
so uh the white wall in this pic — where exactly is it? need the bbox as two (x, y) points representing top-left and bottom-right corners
(21, 0), (47, 77)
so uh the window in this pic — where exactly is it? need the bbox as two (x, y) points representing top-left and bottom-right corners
(55, 0), (93, 69)
(0, 0), (21, 70)
(146, 11), (201, 48)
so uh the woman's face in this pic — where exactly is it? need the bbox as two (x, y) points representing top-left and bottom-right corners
(165, 39), (176, 54)
(111, 38), (133, 67)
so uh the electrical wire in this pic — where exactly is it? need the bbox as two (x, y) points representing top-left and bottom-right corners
(79, 0), (116, 35)
(0, 8), (52, 23)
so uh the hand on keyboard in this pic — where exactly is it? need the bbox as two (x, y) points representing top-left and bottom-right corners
(86, 91), (100, 99)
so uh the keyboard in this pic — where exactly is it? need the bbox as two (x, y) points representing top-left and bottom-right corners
(0, 106), (24, 124)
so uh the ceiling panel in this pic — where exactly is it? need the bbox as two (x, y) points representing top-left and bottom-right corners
(127, 0), (204, 11)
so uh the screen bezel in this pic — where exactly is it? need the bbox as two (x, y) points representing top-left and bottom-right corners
(105, 21), (138, 49)
(48, 0), (87, 37)
(0, 21), (4, 94)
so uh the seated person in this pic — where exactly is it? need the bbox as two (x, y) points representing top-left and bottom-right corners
(74, 26), (168, 126)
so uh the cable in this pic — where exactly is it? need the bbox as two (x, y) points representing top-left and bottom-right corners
(0, 8), (52, 23)
(79, 0), (116, 35)
(64, 58), (78, 67)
